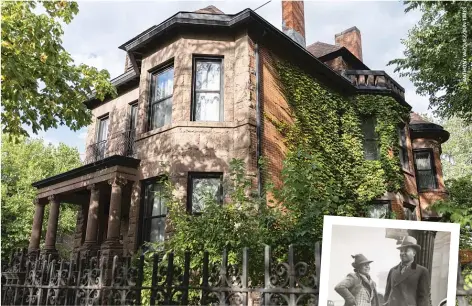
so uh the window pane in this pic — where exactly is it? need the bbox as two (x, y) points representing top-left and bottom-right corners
(363, 140), (379, 160)
(151, 97), (172, 129)
(149, 217), (165, 243)
(151, 184), (167, 216)
(195, 61), (221, 91)
(98, 118), (108, 142)
(195, 93), (220, 121)
(130, 104), (138, 131)
(192, 177), (221, 213)
(361, 117), (376, 139)
(415, 152), (432, 170)
(399, 128), (407, 146)
(418, 169), (436, 190)
(154, 67), (174, 101)
(367, 203), (389, 219)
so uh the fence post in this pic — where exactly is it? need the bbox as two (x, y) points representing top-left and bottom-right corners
(288, 245), (296, 306)
(242, 247), (248, 306)
(263, 245), (271, 306)
(136, 253), (145, 305)
(182, 251), (190, 305)
(150, 253), (160, 306)
(201, 251), (209, 305)
(221, 249), (228, 306)
(164, 252), (174, 305)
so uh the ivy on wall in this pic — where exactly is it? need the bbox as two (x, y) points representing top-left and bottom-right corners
(269, 61), (410, 225)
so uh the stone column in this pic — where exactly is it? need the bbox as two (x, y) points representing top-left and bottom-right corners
(104, 177), (127, 247)
(44, 195), (60, 255)
(28, 199), (45, 256)
(82, 184), (100, 251)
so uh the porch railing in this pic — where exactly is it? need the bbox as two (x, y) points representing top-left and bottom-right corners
(84, 130), (136, 164)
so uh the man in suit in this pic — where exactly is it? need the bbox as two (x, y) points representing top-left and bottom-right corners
(384, 236), (431, 306)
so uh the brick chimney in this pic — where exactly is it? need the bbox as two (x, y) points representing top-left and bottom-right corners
(282, 1), (306, 47)
(335, 26), (363, 61)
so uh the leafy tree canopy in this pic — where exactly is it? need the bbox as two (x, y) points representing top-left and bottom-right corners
(1, 134), (81, 257)
(440, 117), (472, 180)
(389, 1), (472, 122)
(1, 1), (117, 138)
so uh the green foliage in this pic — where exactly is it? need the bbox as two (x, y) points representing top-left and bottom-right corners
(440, 117), (472, 180)
(389, 1), (472, 122)
(271, 62), (410, 248)
(1, 134), (81, 257)
(1, 1), (117, 138)
(432, 175), (472, 250)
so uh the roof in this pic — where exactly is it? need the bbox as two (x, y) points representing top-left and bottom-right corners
(194, 5), (225, 14)
(409, 112), (449, 143)
(307, 42), (341, 58)
(86, 7), (409, 110)
(409, 112), (432, 125)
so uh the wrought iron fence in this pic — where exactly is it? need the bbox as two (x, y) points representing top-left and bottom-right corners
(84, 130), (136, 164)
(1, 244), (321, 306)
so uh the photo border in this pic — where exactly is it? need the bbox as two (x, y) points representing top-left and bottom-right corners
(319, 216), (461, 306)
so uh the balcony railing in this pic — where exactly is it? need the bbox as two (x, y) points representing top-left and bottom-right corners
(343, 70), (405, 98)
(84, 130), (136, 164)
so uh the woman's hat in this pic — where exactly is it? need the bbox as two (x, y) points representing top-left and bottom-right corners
(397, 236), (421, 252)
(351, 254), (373, 268)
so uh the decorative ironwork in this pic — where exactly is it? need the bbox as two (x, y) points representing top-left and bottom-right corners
(84, 129), (136, 165)
(1, 245), (470, 306)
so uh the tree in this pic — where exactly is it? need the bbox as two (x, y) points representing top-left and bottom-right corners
(389, 2), (472, 122)
(1, 135), (82, 258)
(1, 1), (117, 138)
(440, 117), (472, 180)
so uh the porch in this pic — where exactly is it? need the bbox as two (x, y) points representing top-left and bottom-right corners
(28, 132), (140, 258)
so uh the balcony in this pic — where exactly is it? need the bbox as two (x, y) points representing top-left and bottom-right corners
(343, 70), (405, 99)
(84, 130), (136, 165)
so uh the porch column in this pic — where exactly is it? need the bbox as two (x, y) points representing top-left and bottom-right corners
(104, 176), (127, 246)
(82, 184), (100, 250)
(28, 199), (45, 256)
(44, 195), (60, 255)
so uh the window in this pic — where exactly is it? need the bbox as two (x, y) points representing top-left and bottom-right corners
(414, 150), (437, 190)
(367, 201), (390, 219)
(127, 103), (138, 156)
(403, 203), (417, 221)
(96, 116), (109, 160)
(192, 57), (223, 121)
(398, 126), (409, 170)
(188, 173), (223, 213)
(142, 180), (167, 244)
(149, 66), (174, 130)
(361, 117), (379, 160)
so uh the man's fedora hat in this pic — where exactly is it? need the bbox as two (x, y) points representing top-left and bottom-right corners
(351, 254), (373, 268)
(397, 236), (421, 252)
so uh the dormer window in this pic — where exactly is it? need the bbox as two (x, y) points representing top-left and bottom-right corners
(361, 117), (379, 160)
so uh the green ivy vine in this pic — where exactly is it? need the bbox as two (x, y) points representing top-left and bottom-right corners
(271, 61), (410, 218)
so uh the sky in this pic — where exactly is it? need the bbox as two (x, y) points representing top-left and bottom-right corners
(32, 0), (428, 157)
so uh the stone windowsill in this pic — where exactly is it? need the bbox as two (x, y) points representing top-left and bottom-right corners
(135, 119), (256, 142)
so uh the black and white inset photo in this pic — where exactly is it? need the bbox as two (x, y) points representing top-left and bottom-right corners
(319, 216), (460, 306)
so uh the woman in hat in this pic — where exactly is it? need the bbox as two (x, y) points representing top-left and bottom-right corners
(334, 254), (379, 306)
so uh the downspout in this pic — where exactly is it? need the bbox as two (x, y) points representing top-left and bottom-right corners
(255, 43), (263, 197)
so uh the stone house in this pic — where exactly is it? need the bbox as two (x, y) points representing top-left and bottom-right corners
(28, 1), (449, 263)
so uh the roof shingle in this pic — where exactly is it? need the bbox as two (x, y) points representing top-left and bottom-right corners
(306, 41), (341, 57)
(194, 5), (224, 14)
